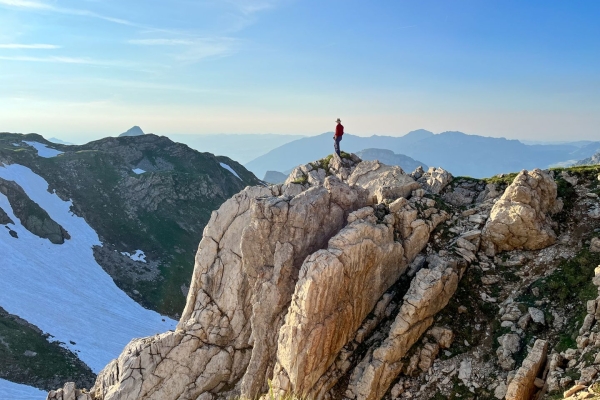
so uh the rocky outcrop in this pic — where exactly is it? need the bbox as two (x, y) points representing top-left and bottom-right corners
(270, 198), (449, 397)
(505, 339), (548, 400)
(47, 382), (92, 400)
(48, 153), (531, 400)
(346, 255), (465, 400)
(417, 167), (453, 195)
(0, 177), (70, 244)
(481, 169), (561, 256)
(347, 160), (421, 204)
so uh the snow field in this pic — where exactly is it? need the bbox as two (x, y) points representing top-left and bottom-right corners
(120, 249), (147, 263)
(22, 141), (64, 158)
(219, 162), (242, 180)
(0, 378), (47, 400)
(0, 164), (177, 373)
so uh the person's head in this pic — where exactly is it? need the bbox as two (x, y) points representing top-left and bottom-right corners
(335, 118), (341, 124)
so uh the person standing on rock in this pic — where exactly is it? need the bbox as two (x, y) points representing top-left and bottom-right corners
(334, 118), (344, 156)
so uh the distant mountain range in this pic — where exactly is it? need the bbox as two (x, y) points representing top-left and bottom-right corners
(355, 148), (428, 172)
(244, 130), (600, 179)
(574, 151), (600, 166)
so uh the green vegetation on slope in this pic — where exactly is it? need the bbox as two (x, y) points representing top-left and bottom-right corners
(0, 133), (261, 317)
(0, 307), (95, 391)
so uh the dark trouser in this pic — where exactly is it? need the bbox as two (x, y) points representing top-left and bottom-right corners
(334, 135), (342, 156)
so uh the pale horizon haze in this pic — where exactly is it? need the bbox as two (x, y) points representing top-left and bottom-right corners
(1, 0), (599, 143)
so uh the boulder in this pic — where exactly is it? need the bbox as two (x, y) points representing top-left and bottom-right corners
(481, 169), (561, 256)
(46, 382), (92, 400)
(505, 339), (548, 400)
(347, 160), (421, 204)
(417, 167), (453, 195)
(590, 237), (600, 253)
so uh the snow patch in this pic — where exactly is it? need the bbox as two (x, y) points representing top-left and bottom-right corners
(0, 164), (176, 373)
(121, 249), (147, 263)
(132, 168), (146, 174)
(11, 143), (20, 147)
(23, 141), (64, 158)
(219, 162), (242, 180)
(0, 378), (46, 400)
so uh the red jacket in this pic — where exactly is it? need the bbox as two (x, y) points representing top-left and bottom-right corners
(335, 124), (344, 137)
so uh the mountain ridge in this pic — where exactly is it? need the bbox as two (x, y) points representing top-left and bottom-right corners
(244, 130), (599, 179)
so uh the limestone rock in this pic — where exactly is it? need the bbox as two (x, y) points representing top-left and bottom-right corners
(477, 183), (502, 203)
(458, 358), (472, 385)
(564, 384), (586, 398)
(427, 326), (454, 349)
(528, 307), (546, 325)
(271, 206), (407, 397)
(590, 237), (600, 253)
(87, 178), (370, 400)
(273, 194), (445, 397)
(481, 169), (561, 256)
(284, 153), (361, 187)
(46, 382), (92, 400)
(497, 333), (521, 371)
(577, 366), (598, 385)
(505, 339), (548, 400)
(346, 256), (465, 400)
(417, 167), (453, 195)
(347, 160), (421, 204)
(494, 382), (508, 399)
(410, 166), (424, 180)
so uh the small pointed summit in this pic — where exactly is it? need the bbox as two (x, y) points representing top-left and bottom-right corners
(119, 126), (145, 137)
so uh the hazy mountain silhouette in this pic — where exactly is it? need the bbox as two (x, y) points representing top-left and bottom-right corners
(119, 126), (145, 137)
(355, 149), (428, 172)
(245, 130), (600, 179)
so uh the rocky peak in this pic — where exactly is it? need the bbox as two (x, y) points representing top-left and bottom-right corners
(118, 126), (145, 137)
(48, 156), (597, 400)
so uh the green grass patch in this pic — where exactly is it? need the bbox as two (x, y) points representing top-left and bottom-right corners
(292, 175), (308, 185)
(517, 248), (600, 352)
(483, 172), (519, 186)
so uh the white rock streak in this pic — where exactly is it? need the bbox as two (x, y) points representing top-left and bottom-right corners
(0, 164), (176, 373)
(22, 141), (64, 158)
(219, 162), (242, 180)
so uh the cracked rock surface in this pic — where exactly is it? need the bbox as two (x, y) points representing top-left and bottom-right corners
(48, 155), (569, 400)
(482, 168), (561, 256)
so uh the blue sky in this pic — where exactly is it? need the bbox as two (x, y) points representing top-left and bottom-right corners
(0, 0), (598, 142)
